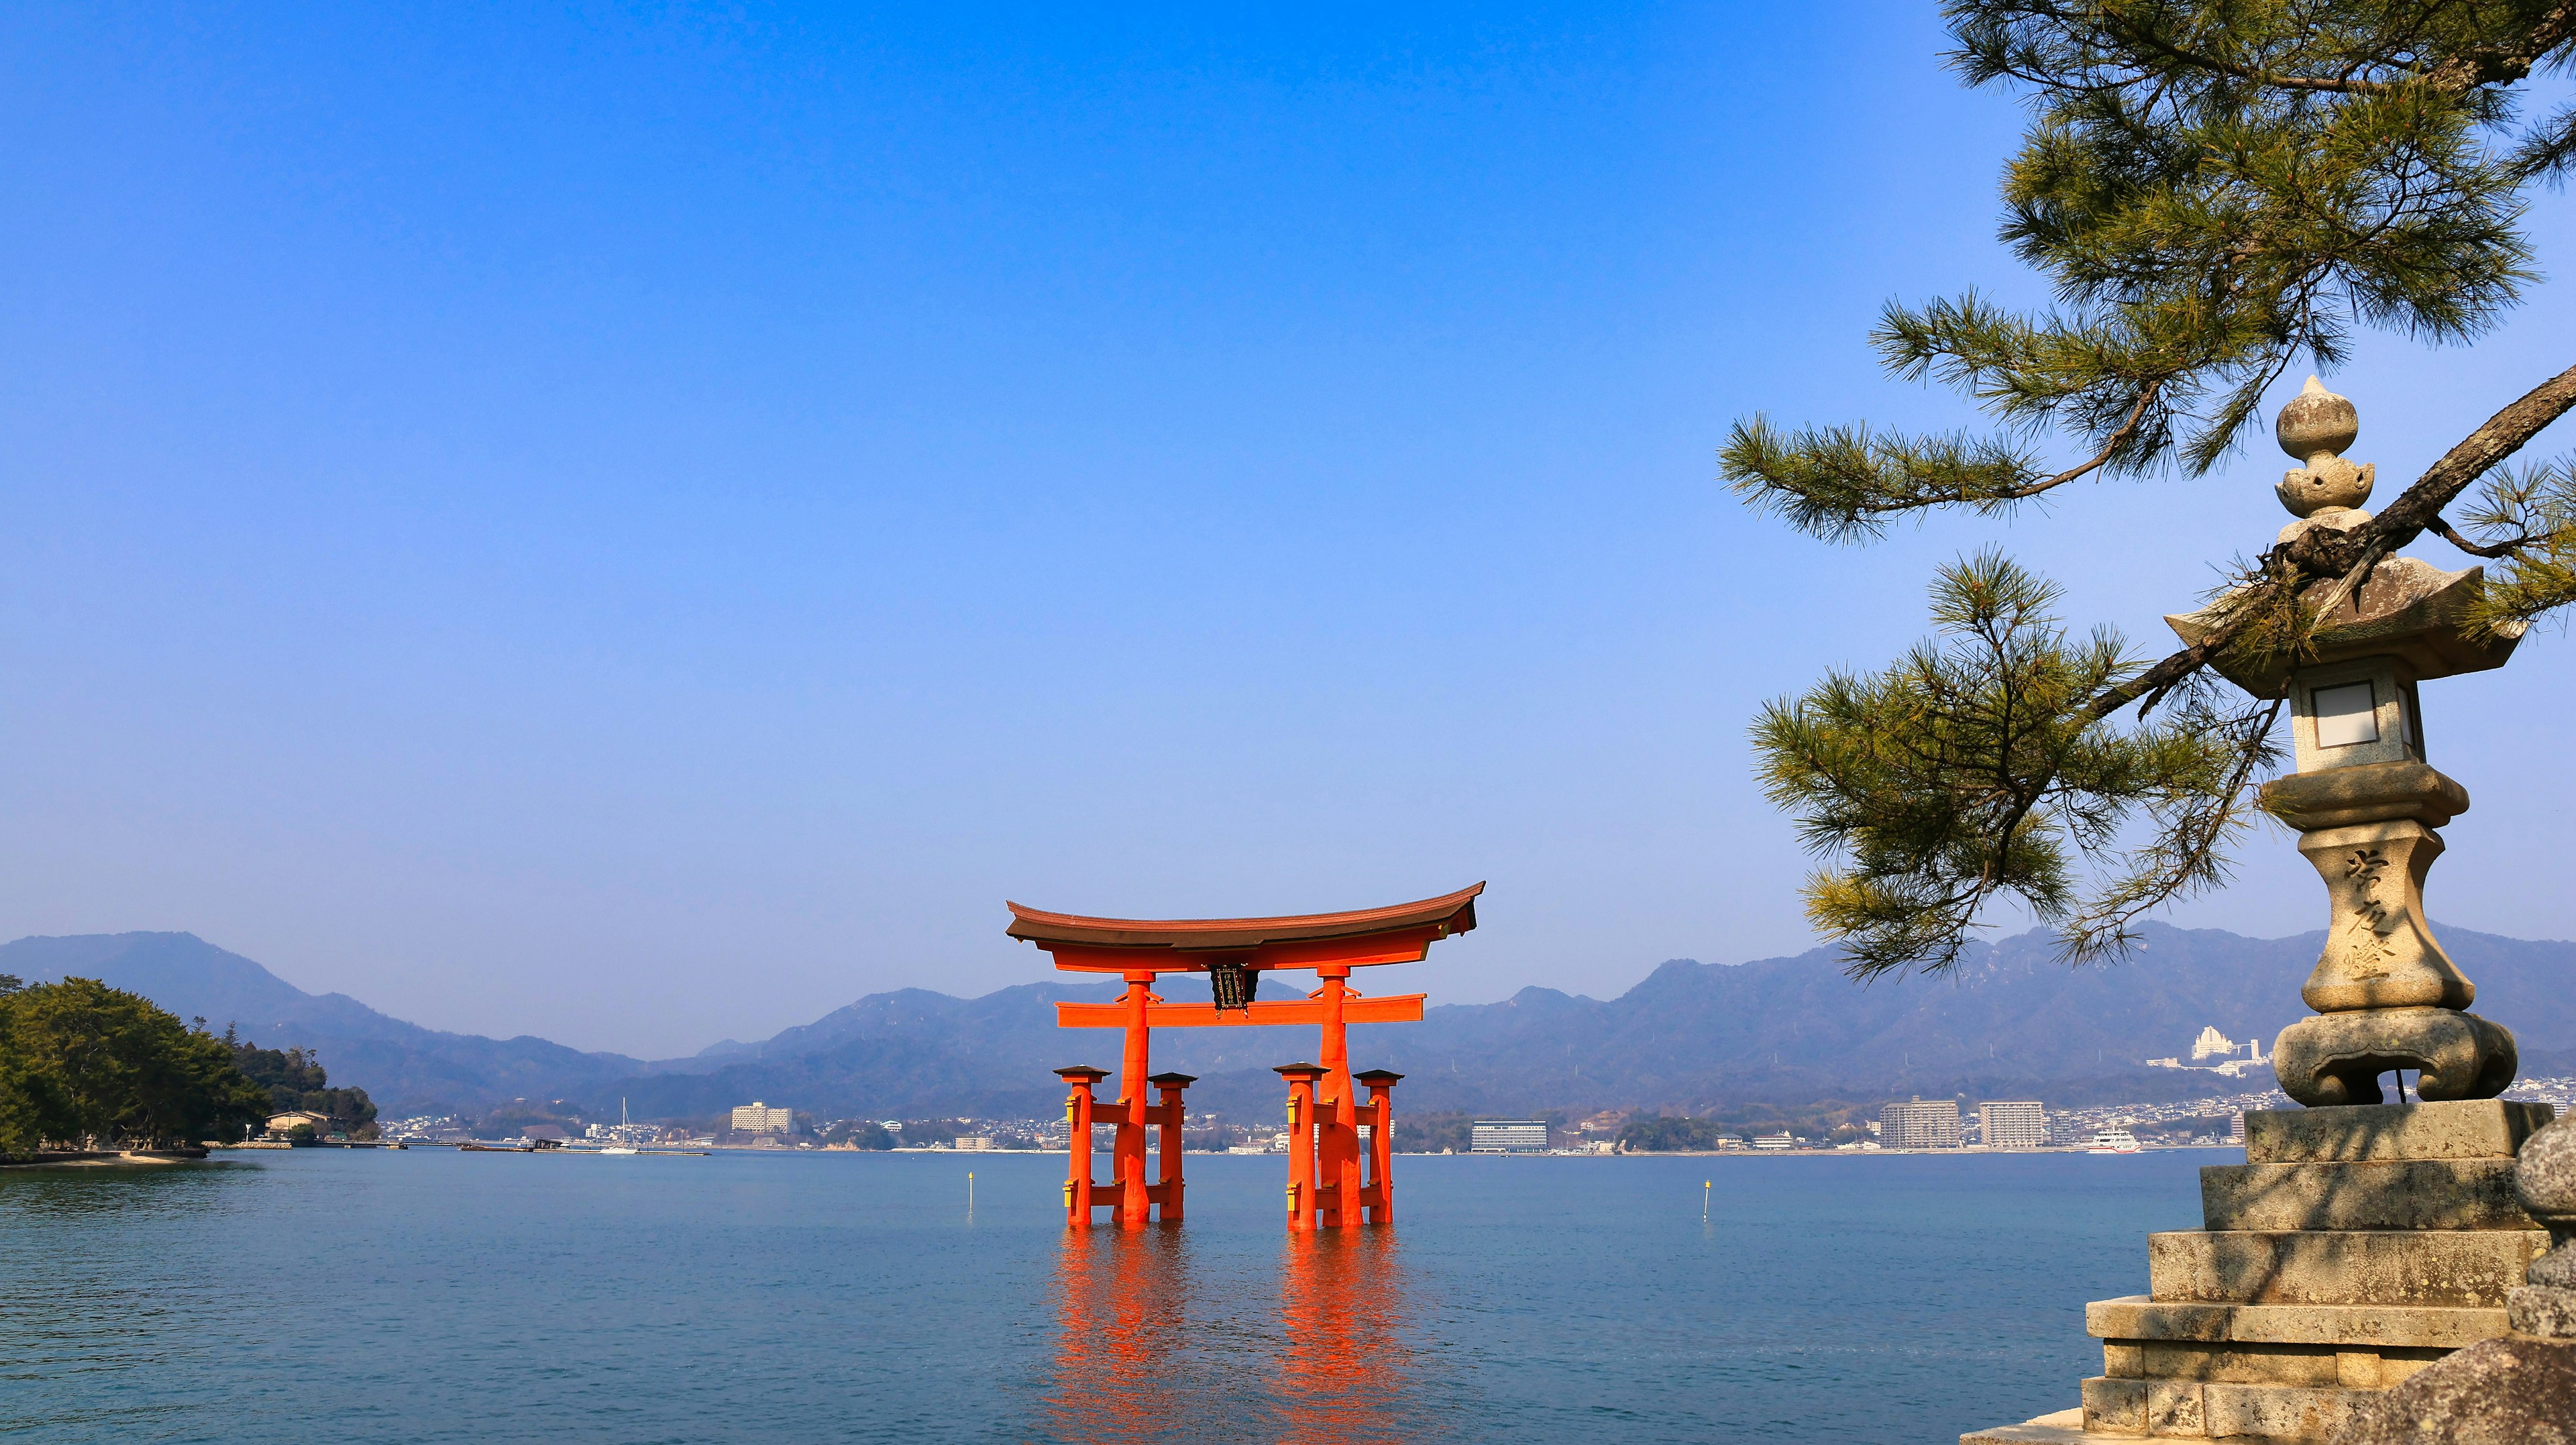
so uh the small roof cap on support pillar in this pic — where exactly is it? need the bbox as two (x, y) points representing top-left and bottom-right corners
(1054, 1065), (1112, 1082)
(1146, 1071), (1199, 1087)
(1353, 1069), (1405, 1085)
(1273, 1061), (1327, 1079)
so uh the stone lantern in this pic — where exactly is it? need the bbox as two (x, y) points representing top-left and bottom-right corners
(2168, 376), (2524, 1107)
(1962, 380), (2564, 1445)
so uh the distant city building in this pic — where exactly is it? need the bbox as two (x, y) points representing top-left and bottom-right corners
(1470, 1120), (1548, 1154)
(1880, 1097), (1963, 1149)
(2190, 1025), (2239, 1061)
(955, 1135), (994, 1151)
(2229, 1112), (2247, 1144)
(731, 1102), (794, 1134)
(1752, 1132), (1797, 1149)
(1979, 1100), (2047, 1150)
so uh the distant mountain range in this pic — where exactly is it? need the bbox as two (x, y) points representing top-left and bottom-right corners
(9, 924), (2572, 1121)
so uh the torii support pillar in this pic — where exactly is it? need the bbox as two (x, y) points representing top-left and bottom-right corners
(1146, 1071), (1194, 1224)
(1354, 1068), (1403, 1224)
(1276, 1063), (1326, 1232)
(1059, 1064), (1193, 1228)
(1057, 1066), (1109, 1227)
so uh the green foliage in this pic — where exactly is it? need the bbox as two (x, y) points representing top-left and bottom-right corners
(2460, 458), (2576, 629)
(225, 1033), (376, 1136)
(1615, 1101), (1883, 1150)
(1725, 3), (2576, 974)
(818, 1120), (896, 1149)
(1726, 3), (2564, 538)
(1756, 555), (2279, 975)
(1617, 1115), (1734, 1151)
(0, 979), (271, 1150)
(1390, 1111), (1474, 1154)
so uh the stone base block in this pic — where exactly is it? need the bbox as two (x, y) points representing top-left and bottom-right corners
(2101, 1340), (2443, 1389)
(2147, 1230), (2550, 1307)
(2083, 1375), (2368, 1439)
(2199, 1159), (2534, 1231)
(2241, 1100), (2553, 1164)
(2086, 1295), (2510, 1350)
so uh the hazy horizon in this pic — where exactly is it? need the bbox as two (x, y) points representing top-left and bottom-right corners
(4, 6), (2573, 1055)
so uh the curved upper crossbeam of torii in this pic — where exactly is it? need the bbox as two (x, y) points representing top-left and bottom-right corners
(1008, 880), (1480, 1028)
(1009, 882), (1481, 1228)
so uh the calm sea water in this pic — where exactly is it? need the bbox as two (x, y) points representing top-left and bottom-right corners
(0, 1147), (2222, 1443)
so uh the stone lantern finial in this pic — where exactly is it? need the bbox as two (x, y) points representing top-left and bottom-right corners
(2275, 376), (2375, 541)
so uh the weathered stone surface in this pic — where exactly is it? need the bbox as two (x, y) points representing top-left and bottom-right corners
(2147, 1230), (2551, 1307)
(2081, 1375), (2145, 1432)
(1957, 1408), (2096, 1444)
(2243, 1100), (2555, 1164)
(2518, 1113), (2576, 1304)
(2325, 1334), (2576, 1444)
(2522, 1114), (2576, 1213)
(2199, 1381), (2371, 1439)
(2105, 1339), (2446, 1388)
(2085, 1375), (2373, 1439)
(2262, 759), (2467, 831)
(2273, 1008), (2518, 1107)
(2201, 1159), (2535, 1232)
(2514, 1285), (2576, 1338)
(2087, 1295), (2510, 1350)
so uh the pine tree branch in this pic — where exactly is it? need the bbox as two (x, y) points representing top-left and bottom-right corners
(2420, 3), (2576, 93)
(2427, 514), (2533, 559)
(2292, 358), (2576, 576)
(2098, 16), (2393, 95)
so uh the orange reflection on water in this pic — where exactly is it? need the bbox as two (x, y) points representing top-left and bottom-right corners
(1041, 1224), (1421, 1445)
(1276, 1229), (1417, 1445)
(1045, 1226), (1185, 1445)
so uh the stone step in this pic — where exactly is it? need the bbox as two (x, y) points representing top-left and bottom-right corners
(2243, 1100), (2554, 1163)
(2147, 1228), (2550, 1307)
(2098, 1338), (2443, 1390)
(2086, 1294), (2509, 1350)
(2082, 1375), (2368, 1439)
(2199, 1159), (2534, 1231)
(1960, 1407), (2118, 1443)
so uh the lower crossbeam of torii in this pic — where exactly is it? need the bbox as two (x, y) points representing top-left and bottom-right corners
(1004, 883), (1482, 1230)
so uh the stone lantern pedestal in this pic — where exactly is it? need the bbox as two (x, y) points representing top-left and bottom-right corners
(1960, 382), (2558, 1444)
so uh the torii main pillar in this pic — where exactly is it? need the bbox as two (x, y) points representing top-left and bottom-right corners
(1010, 884), (1482, 1228)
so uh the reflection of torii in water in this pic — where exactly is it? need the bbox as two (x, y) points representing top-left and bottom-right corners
(1006, 883), (1482, 1230)
(1044, 1227), (1424, 1444)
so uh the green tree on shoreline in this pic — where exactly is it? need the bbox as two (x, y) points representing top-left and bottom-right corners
(225, 1032), (378, 1139)
(0, 975), (270, 1153)
(1725, 4), (2576, 976)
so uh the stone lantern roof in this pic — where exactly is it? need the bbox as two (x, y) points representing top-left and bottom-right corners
(2162, 376), (2525, 698)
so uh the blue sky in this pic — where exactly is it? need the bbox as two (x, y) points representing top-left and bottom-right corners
(3, 5), (2571, 1056)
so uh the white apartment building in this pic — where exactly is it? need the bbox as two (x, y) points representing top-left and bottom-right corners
(731, 1101), (794, 1134)
(1979, 1100), (2049, 1150)
(1880, 1097), (1963, 1149)
(1470, 1120), (1548, 1154)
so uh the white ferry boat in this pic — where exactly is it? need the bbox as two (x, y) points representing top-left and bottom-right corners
(2086, 1130), (2143, 1154)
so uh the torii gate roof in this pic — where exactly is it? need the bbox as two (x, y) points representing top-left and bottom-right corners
(1005, 882), (1481, 967)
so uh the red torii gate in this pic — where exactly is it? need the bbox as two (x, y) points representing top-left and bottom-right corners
(1007, 883), (1481, 1230)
